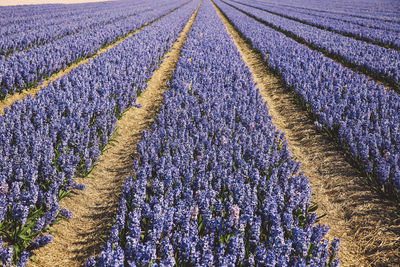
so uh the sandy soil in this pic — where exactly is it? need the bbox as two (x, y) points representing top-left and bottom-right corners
(212, 1), (400, 266)
(0, 0), (110, 6)
(28, 5), (199, 267)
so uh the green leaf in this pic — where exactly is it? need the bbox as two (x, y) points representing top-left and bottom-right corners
(30, 256), (40, 264)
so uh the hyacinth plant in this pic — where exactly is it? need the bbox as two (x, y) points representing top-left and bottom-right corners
(0, 0), (152, 56)
(241, 0), (400, 33)
(259, 0), (400, 23)
(228, 0), (400, 50)
(87, 1), (339, 265)
(0, 0), (189, 100)
(0, 2), (198, 265)
(216, 0), (400, 205)
(224, 0), (400, 90)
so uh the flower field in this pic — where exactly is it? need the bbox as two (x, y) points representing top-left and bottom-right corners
(0, 0), (399, 266)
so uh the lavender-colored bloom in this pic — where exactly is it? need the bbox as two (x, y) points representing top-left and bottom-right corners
(329, 238), (340, 257)
(29, 235), (53, 251)
(85, 256), (96, 267)
(16, 251), (30, 267)
(0, 240), (13, 265)
(59, 208), (73, 219)
(109, 225), (120, 244)
(73, 183), (86, 190)
(32, 217), (46, 232)
(11, 203), (29, 225)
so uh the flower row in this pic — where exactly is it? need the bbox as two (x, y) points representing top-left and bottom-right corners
(0, 2), (197, 265)
(225, 0), (400, 88)
(0, 0), (187, 100)
(216, 0), (400, 199)
(0, 1), (150, 56)
(264, 0), (400, 23)
(232, 0), (400, 50)
(259, 1), (400, 33)
(88, 1), (338, 265)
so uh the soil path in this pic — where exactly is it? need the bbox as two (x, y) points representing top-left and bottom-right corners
(28, 5), (199, 267)
(212, 1), (400, 266)
(0, 5), (183, 115)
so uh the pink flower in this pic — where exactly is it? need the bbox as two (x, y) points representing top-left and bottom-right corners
(0, 182), (8, 195)
(221, 136), (227, 145)
(230, 204), (240, 225)
(190, 205), (198, 221)
(249, 122), (255, 130)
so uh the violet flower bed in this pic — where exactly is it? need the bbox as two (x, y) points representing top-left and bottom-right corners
(0, 0), (149, 56)
(255, 0), (400, 23)
(229, 0), (400, 50)
(223, 0), (400, 89)
(216, 0), (400, 201)
(0, 0), (146, 35)
(252, 1), (400, 33)
(87, 1), (339, 266)
(0, 2), (197, 265)
(0, 0), (187, 100)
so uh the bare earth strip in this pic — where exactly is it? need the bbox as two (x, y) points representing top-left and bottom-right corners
(28, 5), (199, 267)
(0, 5), (183, 115)
(212, 1), (400, 266)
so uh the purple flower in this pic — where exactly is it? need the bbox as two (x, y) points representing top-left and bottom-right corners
(32, 217), (46, 232)
(73, 183), (86, 190)
(0, 240), (13, 265)
(29, 235), (53, 251)
(16, 251), (30, 267)
(59, 208), (73, 219)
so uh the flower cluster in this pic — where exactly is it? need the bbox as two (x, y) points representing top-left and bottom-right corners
(88, 1), (338, 265)
(217, 0), (400, 198)
(225, 0), (400, 87)
(0, 0), (188, 99)
(0, 1), (197, 265)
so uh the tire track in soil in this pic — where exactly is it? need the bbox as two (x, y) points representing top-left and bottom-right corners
(212, 1), (400, 266)
(0, 2), (188, 116)
(28, 5), (200, 267)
